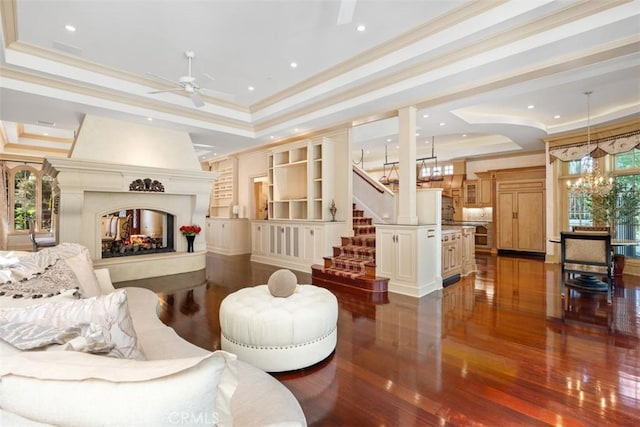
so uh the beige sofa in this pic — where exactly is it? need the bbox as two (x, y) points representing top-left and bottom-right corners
(0, 251), (306, 426)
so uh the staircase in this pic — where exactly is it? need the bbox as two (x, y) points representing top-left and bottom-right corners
(311, 204), (388, 295)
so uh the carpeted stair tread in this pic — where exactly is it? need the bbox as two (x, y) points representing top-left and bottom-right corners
(345, 234), (376, 247)
(311, 204), (388, 294)
(337, 245), (376, 259)
(332, 256), (367, 272)
(353, 225), (376, 236)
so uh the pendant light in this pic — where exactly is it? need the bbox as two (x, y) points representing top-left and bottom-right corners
(430, 136), (443, 182)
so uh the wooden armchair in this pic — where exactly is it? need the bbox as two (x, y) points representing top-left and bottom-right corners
(560, 231), (613, 304)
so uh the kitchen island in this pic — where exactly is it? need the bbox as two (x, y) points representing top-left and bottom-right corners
(442, 225), (477, 286)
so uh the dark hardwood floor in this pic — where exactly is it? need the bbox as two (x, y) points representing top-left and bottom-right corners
(157, 253), (640, 426)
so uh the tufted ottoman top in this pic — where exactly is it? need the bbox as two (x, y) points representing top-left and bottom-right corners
(220, 285), (338, 348)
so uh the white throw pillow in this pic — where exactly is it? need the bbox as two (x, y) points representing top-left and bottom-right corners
(0, 350), (238, 427)
(62, 253), (102, 298)
(0, 289), (144, 360)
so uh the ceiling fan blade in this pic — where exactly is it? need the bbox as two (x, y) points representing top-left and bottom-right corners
(148, 88), (185, 94)
(200, 87), (236, 102)
(336, 0), (357, 25)
(191, 93), (205, 108)
(146, 72), (181, 86)
(202, 73), (216, 83)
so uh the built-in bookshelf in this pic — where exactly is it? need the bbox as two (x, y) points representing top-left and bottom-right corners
(268, 138), (334, 221)
(208, 157), (237, 218)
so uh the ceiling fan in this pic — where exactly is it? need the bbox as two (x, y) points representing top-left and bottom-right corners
(146, 50), (234, 107)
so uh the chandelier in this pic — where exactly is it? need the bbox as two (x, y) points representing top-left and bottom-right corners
(567, 91), (613, 197)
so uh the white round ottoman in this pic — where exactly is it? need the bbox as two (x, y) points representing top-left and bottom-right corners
(219, 284), (338, 372)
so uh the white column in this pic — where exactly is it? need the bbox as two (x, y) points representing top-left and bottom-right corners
(397, 106), (417, 225)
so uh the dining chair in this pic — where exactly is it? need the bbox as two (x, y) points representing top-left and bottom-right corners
(560, 231), (613, 304)
(28, 217), (56, 252)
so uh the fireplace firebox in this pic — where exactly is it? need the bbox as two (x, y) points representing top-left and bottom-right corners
(100, 209), (175, 258)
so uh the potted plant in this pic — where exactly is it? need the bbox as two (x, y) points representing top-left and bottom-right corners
(587, 180), (640, 275)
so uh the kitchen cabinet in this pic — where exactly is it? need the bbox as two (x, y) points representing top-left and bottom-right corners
(442, 226), (476, 283)
(441, 229), (462, 281)
(461, 226), (477, 276)
(463, 180), (478, 206)
(206, 218), (250, 255)
(496, 179), (545, 253)
(464, 176), (493, 207)
(376, 225), (440, 297)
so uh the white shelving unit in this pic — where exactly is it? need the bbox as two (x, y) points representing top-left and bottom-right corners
(268, 138), (334, 221)
(208, 157), (237, 218)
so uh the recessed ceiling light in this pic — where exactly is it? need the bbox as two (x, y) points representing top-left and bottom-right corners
(43, 133), (48, 136)
(248, 86), (255, 91)
(395, 145), (399, 149)
(213, 153), (217, 156)
(356, 24), (366, 32)
(387, 138), (392, 142)
(439, 122), (445, 126)
(147, 117), (153, 121)
(422, 114), (429, 118)
(415, 133), (420, 136)
(462, 134), (467, 137)
(554, 115), (561, 119)
(65, 24), (76, 32)
(294, 128), (299, 132)
(290, 62), (298, 68)
(270, 135), (275, 140)
(527, 105), (535, 109)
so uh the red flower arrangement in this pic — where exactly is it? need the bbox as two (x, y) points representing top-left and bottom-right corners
(179, 225), (202, 236)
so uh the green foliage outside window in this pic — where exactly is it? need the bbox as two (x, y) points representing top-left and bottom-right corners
(14, 170), (36, 231)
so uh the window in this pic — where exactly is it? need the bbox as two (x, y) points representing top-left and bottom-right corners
(41, 175), (53, 231)
(6, 165), (53, 233)
(443, 164), (454, 175)
(565, 151), (639, 258)
(615, 147), (640, 170)
(13, 168), (36, 231)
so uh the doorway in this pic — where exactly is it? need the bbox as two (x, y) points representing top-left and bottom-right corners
(252, 176), (269, 220)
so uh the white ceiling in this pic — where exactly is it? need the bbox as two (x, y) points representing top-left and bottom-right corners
(1, 0), (639, 165)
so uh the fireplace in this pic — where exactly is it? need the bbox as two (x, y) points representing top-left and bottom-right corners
(42, 115), (216, 283)
(100, 209), (175, 258)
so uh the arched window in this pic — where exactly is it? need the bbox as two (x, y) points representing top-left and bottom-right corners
(12, 168), (36, 231)
(41, 175), (53, 231)
(7, 165), (53, 233)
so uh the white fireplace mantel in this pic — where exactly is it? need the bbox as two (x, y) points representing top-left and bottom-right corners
(43, 156), (217, 282)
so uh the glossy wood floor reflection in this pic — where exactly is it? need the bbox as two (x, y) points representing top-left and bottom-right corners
(158, 254), (640, 426)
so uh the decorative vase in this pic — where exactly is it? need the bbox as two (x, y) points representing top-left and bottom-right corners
(329, 200), (337, 222)
(185, 235), (195, 253)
